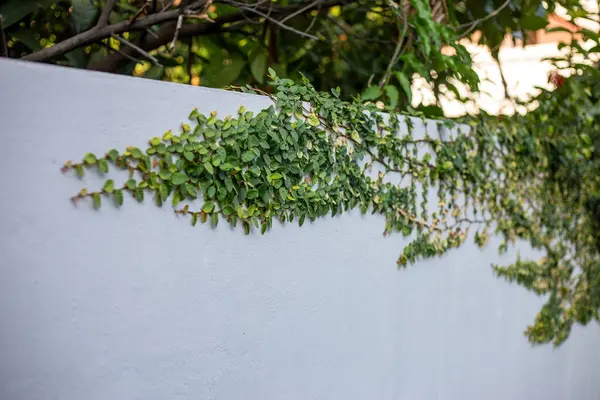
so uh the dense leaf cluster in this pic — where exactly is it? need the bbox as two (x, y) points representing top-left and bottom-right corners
(488, 66), (600, 345)
(64, 71), (490, 257)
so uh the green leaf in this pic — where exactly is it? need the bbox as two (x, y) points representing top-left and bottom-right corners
(520, 15), (548, 30)
(394, 72), (412, 105)
(159, 183), (169, 202)
(207, 185), (216, 198)
(171, 172), (188, 185)
(299, 213), (306, 227)
(135, 189), (144, 202)
(279, 187), (287, 200)
(0, 0), (55, 28)
(384, 85), (399, 109)
(126, 179), (136, 190)
(103, 179), (114, 193)
(202, 202), (215, 213)
(114, 190), (124, 207)
(183, 151), (194, 161)
(159, 170), (172, 180)
(242, 150), (255, 162)
(269, 173), (283, 180)
(582, 148), (592, 159)
(196, 145), (208, 155)
(442, 161), (453, 170)
(70, 0), (98, 33)
(84, 153), (97, 165)
(361, 85), (382, 101)
(131, 148), (143, 159)
(107, 149), (119, 161)
(186, 184), (198, 198)
(144, 66), (165, 80)
(203, 162), (214, 174)
(204, 53), (246, 88)
(261, 223), (268, 235)
(92, 193), (101, 209)
(172, 191), (181, 207)
(249, 47), (269, 84)
(416, 104), (444, 117)
(9, 29), (42, 51)
(97, 159), (108, 174)
(307, 114), (320, 127)
(65, 48), (87, 69)
(191, 213), (198, 226)
(211, 212), (219, 227)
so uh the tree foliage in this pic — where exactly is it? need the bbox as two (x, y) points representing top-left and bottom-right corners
(1, 0), (588, 109)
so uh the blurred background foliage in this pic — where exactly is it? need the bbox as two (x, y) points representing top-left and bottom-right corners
(1, 0), (594, 116)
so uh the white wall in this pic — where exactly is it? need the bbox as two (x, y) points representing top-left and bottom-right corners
(0, 59), (599, 400)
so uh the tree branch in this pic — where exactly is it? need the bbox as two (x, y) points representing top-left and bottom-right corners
(0, 15), (7, 57)
(22, 0), (208, 62)
(111, 33), (161, 66)
(378, 3), (408, 88)
(87, 12), (246, 71)
(23, 0), (348, 70)
(99, 41), (142, 64)
(97, 0), (117, 27)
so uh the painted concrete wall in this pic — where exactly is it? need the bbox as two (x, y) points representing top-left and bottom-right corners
(0, 59), (599, 400)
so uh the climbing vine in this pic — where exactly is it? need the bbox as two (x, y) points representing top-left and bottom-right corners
(63, 69), (599, 347)
(63, 70), (495, 263)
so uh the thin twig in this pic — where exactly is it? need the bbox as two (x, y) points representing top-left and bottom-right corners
(169, 14), (184, 50)
(304, 4), (321, 34)
(170, 0), (208, 51)
(279, 0), (321, 24)
(97, 0), (117, 27)
(111, 33), (162, 66)
(0, 15), (7, 57)
(146, 28), (160, 39)
(99, 40), (142, 63)
(161, 0), (176, 12)
(186, 37), (193, 83)
(378, 3), (408, 88)
(128, 3), (149, 27)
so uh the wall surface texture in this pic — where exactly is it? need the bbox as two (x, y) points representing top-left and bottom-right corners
(1, 59), (599, 400)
